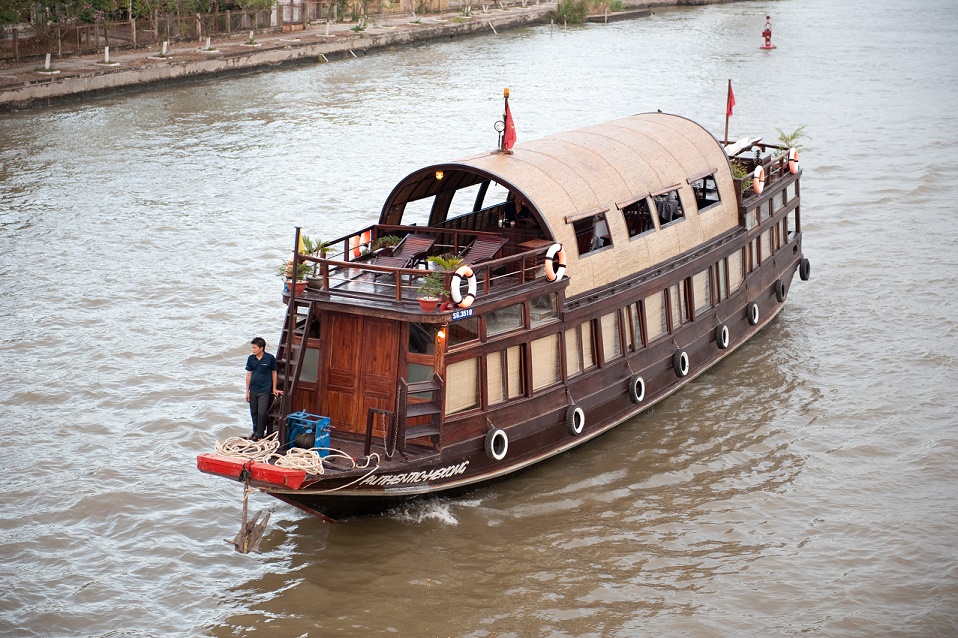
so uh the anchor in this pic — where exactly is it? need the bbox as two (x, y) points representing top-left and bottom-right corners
(228, 461), (270, 554)
(760, 15), (777, 50)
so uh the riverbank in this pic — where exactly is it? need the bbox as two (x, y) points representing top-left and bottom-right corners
(0, 4), (555, 112)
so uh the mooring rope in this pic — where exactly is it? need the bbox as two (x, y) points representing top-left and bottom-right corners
(214, 431), (280, 463)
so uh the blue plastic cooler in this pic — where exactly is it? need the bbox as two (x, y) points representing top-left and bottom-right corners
(285, 411), (331, 457)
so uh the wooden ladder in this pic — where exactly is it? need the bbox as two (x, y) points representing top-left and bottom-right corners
(267, 296), (316, 440)
(397, 374), (443, 452)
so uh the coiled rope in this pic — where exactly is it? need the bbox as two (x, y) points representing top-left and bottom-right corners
(214, 432), (280, 463)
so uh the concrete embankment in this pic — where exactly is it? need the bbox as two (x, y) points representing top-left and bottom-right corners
(0, 6), (552, 111)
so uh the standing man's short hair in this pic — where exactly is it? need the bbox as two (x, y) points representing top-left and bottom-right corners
(251, 337), (266, 349)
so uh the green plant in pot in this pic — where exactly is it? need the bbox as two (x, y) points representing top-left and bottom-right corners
(417, 272), (446, 312)
(371, 234), (401, 252)
(426, 253), (464, 272)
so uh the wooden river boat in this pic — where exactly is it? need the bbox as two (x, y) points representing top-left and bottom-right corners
(198, 111), (809, 522)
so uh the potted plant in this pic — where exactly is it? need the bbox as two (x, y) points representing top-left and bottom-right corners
(278, 259), (312, 295)
(371, 234), (401, 252)
(416, 272), (446, 312)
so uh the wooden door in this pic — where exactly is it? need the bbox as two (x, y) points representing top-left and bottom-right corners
(322, 313), (399, 435)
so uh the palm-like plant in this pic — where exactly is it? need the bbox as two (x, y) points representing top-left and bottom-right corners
(775, 125), (810, 150)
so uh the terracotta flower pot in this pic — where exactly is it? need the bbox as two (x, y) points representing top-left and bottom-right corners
(418, 297), (441, 312)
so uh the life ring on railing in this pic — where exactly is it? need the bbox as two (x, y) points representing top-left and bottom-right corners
(788, 148), (799, 175)
(544, 243), (567, 281)
(484, 428), (509, 461)
(747, 301), (760, 326)
(349, 230), (371, 259)
(673, 349), (690, 378)
(565, 404), (585, 436)
(753, 165), (766, 196)
(450, 265), (477, 308)
(715, 324), (730, 350)
(628, 374), (646, 404)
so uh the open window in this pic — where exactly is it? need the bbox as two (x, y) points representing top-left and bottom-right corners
(619, 196), (657, 238)
(567, 207), (612, 257)
(652, 189), (685, 227)
(689, 173), (721, 211)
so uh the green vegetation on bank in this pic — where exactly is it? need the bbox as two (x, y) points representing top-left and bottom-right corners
(552, 0), (625, 24)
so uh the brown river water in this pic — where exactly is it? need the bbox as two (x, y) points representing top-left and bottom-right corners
(2, 0), (957, 635)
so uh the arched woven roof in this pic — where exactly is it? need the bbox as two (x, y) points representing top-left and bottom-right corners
(381, 112), (739, 298)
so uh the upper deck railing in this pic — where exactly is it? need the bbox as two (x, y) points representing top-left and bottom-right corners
(291, 224), (561, 309)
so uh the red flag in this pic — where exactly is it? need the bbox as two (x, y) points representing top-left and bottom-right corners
(726, 82), (736, 117)
(503, 103), (517, 151)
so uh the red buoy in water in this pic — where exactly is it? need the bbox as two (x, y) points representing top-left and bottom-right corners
(760, 15), (777, 50)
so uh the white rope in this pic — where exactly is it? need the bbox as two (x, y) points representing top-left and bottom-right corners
(213, 431), (279, 463)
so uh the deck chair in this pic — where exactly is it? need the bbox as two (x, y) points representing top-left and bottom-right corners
(371, 234), (437, 269)
(459, 235), (507, 265)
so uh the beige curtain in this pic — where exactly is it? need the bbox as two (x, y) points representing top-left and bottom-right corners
(487, 352), (504, 405)
(645, 292), (667, 341)
(601, 312), (621, 361)
(728, 249), (743, 292)
(445, 358), (478, 415)
(565, 328), (582, 378)
(692, 269), (711, 317)
(532, 334), (561, 391)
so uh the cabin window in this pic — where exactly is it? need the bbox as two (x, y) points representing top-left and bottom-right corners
(572, 213), (613, 256)
(728, 249), (744, 292)
(761, 200), (774, 222)
(409, 323), (439, 355)
(748, 238), (759, 271)
(668, 281), (689, 331)
(531, 334), (561, 391)
(445, 358), (479, 415)
(564, 322), (596, 378)
(715, 258), (729, 303)
(291, 345), (320, 383)
(530, 293), (558, 327)
(645, 291), (668, 342)
(745, 208), (758, 230)
(653, 190), (685, 227)
(762, 229), (774, 260)
(692, 270), (712, 317)
(448, 316), (479, 347)
(621, 198), (657, 238)
(785, 181), (798, 205)
(600, 312), (622, 361)
(627, 302), (645, 350)
(487, 345), (525, 404)
(485, 303), (524, 337)
(690, 174), (721, 211)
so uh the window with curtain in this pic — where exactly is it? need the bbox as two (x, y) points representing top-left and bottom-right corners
(531, 334), (561, 391)
(600, 312), (622, 361)
(645, 292), (667, 342)
(692, 269), (712, 317)
(669, 281), (689, 331)
(728, 249), (744, 292)
(445, 358), (479, 415)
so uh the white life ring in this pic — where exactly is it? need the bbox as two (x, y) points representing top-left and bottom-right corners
(788, 148), (799, 175)
(484, 428), (508, 461)
(753, 165), (766, 196)
(673, 349), (690, 378)
(450, 264), (477, 308)
(565, 405), (585, 436)
(544, 243), (567, 281)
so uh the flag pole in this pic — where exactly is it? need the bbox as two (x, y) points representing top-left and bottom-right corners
(724, 79), (732, 145)
(501, 88), (510, 152)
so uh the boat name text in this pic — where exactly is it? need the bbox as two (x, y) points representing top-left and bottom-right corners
(451, 308), (473, 321)
(359, 461), (470, 486)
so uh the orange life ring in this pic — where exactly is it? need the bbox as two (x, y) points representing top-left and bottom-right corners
(544, 243), (567, 281)
(450, 265), (477, 308)
(349, 230), (371, 259)
(752, 165), (766, 196)
(787, 148), (799, 175)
